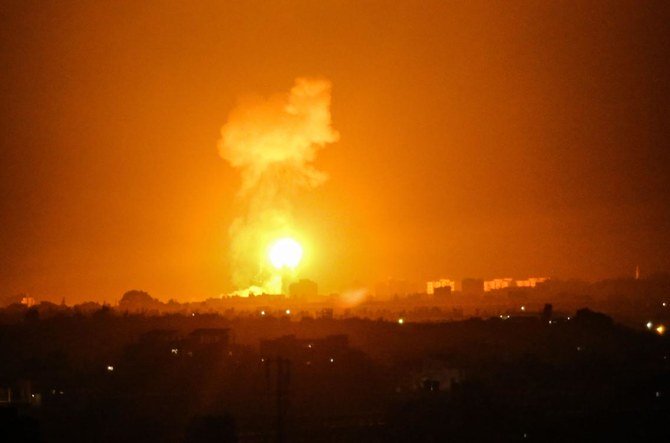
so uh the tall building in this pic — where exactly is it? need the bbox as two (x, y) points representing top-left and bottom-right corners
(426, 279), (456, 295)
(515, 277), (548, 288)
(484, 278), (514, 292)
(289, 278), (318, 300)
(461, 278), (484, 295)
(433, 285), (452, 297)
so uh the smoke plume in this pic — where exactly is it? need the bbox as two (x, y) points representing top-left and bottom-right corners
(218, 78), (339, 295)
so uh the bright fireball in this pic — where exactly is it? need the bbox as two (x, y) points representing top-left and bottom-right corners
(268, 238), (303, 270)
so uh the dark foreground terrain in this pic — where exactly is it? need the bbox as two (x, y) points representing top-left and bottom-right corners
(1, 305), (669, 442)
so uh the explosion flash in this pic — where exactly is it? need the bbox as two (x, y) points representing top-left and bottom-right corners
(268, 238), (303, 270)
(218, 78), (338, 295)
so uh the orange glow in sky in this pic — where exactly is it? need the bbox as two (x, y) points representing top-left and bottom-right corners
(0, 1), (668, 303)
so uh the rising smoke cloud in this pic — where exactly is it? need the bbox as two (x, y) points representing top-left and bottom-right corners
(218, 78), (339, 295)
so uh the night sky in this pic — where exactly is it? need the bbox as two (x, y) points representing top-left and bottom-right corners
(1, 1), (669, 303)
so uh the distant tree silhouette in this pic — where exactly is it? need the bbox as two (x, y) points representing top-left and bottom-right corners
(92, 304), (112, 320)
(0, 293), (27, 307)
(73, 301), (101, 314)
(119, 290), (161, 312)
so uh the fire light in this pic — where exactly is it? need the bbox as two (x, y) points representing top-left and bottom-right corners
(269, 238), (303, 270)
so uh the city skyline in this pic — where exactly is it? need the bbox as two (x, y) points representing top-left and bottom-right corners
(2, 3), (670, 440)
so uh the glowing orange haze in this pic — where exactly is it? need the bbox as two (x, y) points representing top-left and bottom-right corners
(0, 1), (668, 303)
(218, 77), (338, 296)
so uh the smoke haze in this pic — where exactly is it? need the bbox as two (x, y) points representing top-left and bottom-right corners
(218, 78), (339, 294)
